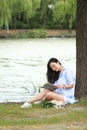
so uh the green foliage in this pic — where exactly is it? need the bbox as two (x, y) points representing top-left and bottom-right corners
(41, 101), (55, 108)
(21, 0), (33, 20)
(0, 0), (41, 30)
(16, 31), (28, 38)
(9, 29), (47, 38)
(0, 0), (14, 31)
(53, 0), (76, 30)
(53, 1), (66, 22)
(32, 0), (41, 15)
(41, 0), (48, 18)
(28, 29), (47, 38)
(0, 0), (77, 30)
(12, 0), (23, 16)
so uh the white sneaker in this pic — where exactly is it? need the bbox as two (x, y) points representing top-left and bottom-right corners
(21, 102), (32, 108)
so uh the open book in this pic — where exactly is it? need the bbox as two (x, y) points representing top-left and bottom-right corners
(40, 83), (56, 91)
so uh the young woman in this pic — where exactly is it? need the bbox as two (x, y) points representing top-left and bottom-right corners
(21, 58), (76, 108)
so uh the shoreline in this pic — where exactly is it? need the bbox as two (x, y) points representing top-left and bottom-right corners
(0, 29), (76, 39)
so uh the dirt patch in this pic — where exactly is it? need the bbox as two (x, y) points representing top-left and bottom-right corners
(0, 123), (87, 130)
(0, 29), (76, 37)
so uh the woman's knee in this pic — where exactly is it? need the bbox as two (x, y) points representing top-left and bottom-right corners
(45, 92), (64, 101)
(45, 92), (53, 100)
(46, 92), (53, 96)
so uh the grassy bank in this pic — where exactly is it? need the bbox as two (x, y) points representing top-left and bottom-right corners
(0, 98), (87, 130)
(0, 29), (76, 39)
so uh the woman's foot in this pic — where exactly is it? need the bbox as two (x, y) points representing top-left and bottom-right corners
(21, 102), (32, 108)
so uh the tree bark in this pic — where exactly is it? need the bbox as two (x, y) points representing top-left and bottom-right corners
(13, 16), (17, 29)
(6, 21), (9, 33)
(40, 0), (48, 28)
(75, 0), (87, 99)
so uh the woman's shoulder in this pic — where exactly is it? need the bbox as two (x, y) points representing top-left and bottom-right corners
(63, 66), (74, 72)
(63, 66), (76, 80)
(62, 66), (75, 76)
(62, 66), (71, 73)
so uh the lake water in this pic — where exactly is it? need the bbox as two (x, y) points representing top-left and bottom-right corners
(0, 38), (76, 103)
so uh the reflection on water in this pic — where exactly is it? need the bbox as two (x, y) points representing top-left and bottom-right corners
(0, 38), (76, 103)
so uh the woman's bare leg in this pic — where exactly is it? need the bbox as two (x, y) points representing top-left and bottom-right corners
(28, 89), (50, 104)
(45, 91), (65, 103)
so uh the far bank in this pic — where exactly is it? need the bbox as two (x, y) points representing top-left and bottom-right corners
(0, 29), (76, 39)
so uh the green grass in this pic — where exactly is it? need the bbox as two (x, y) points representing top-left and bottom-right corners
(0, 98), (87, 129)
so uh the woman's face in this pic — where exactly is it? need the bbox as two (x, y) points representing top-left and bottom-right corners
(49, 62), (60, 72)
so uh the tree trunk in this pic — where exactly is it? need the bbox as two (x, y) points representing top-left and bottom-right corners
(40, 0), (48, 29)
(13, 16), (17, 29)
(6, 21), (9, 33)
(68, 16), (72, 33)
(42, 15), (47, 29)
(75, 0), (87, 99)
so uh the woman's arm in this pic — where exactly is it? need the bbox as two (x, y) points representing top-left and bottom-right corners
(55, 84), (74, 89)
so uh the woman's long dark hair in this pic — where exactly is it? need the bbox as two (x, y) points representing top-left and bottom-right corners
(46, 58), (61, 84)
